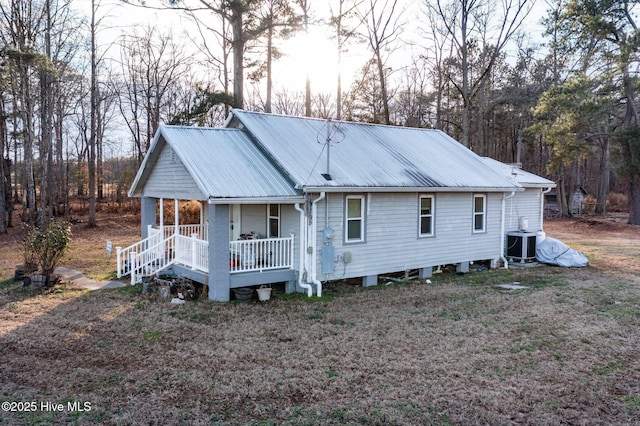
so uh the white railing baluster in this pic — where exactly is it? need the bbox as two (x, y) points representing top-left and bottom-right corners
(130, 251), (136, 285)
(228, 235), (294, 274)
(118, 229), (294, 281)
(191, 233), (197, 270)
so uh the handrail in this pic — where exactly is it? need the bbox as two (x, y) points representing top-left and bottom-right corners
(116, 225), (163, 278)
(129, 234), (176, 285)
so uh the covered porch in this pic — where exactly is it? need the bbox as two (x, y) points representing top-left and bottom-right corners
(116, 197), (299, 301)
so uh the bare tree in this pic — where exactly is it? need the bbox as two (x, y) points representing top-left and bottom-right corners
(0, 74), (9, 233)
(426, 0), (532, 149)
(250, 0), (299, 113)
(344, 57), (394, 123)
(394, 58), (430, 127)
(328, 0), (364, 120)
(0, 0), (47, 225)
(165, 0), (269, 109)
(117, 26), (190, 163)
(87, 0), (99, 226)
(358, 0), (404, 125)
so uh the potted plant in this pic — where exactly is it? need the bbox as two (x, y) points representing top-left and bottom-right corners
(232, 287), (254, 302)
(256, 285), (272, 302)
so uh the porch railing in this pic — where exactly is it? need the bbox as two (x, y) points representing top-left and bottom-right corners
(175, 234), (209, 272)
(116, 226), (164, 280)
(229, 234), (294, 273)
(117, 230), (294, 282)
(162, 224), (207, 240)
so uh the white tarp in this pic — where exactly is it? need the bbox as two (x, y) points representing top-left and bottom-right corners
(536, 237), (589, 267)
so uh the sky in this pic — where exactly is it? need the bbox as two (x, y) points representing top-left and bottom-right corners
(85, 0), (550, 104)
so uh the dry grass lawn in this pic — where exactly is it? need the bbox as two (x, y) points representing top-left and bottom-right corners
(0, 215), (639, 425)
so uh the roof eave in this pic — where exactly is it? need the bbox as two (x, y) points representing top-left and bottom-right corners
(520, 182), (557, 188)
(208, 195), (305, 205)
(301, 186), (524, 193)
(127, 126), (166, 198)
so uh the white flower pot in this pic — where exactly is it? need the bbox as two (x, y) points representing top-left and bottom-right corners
(256, 287), (272, 302)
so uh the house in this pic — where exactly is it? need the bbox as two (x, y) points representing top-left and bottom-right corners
(119, 110), (556, 301)
(480, 158), (556, 233)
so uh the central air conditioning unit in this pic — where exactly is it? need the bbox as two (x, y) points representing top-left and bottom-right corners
(506, 231), (537, 263)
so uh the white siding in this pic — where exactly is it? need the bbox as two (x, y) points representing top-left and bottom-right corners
(241, 205), (266, 236)
(504, 189), (543, 233)
(281, 205), (299, 237)
(315, 192), (505, 280)
(281, 205), (301, 271)
(144, 144), (203, 199)
(232, 204), (301, 270)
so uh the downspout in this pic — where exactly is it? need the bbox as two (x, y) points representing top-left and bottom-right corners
(501, 192), (516, 269)
(310, 192), (326, 297)
(294, 202), (312, 297)
(540, 187), (553, 231)
(537, 187), (553, 245)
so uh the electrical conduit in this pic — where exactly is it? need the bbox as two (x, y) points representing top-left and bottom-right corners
(310, 192), (326, 298)
(501, 192), (516, 269)
(294, 202), (312, 297)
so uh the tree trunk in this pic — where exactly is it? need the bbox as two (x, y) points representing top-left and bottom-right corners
(595, 136), (609, 215)
(0, 106), (6, 234)
(265, 24), (273, 113)
(21, 72), (37, 225)
(38, 0), (53, 226)
(374, 49), (390, 125)
(621, 60), (640, 225)
(460, 4), (470, 148)
(557, 172), (570, 217)
(231, 5), (244, 109)
(629, 174), (640, 225)
(88, 0), (98, 227)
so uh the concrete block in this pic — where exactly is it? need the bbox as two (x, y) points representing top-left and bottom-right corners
(456, 262), (470, 274)
(362, 274), (378, 287)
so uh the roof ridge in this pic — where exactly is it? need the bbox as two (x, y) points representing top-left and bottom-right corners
(232, 109), (443, 133)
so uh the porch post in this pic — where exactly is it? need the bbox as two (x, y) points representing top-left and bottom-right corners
(174, 198), (179, 236)
(207, 203), (230, 301)
(140, 197), (156, 240)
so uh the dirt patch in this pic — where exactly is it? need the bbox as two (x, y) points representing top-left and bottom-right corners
(548, 214), (639, 233)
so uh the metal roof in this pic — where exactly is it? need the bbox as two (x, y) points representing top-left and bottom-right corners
(129, 125), (301, 200)
(230, 110), (523, 192)
(480, 157), (556, 188)
(130, 112), (548, 202)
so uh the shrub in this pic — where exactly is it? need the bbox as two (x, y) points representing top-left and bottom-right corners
(583, 195), (597, 215)
(26, 220), (72, 276)
(19, 223), (39, 272)
(606, 192), (629, 212)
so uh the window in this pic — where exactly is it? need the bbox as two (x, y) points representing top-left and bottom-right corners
(473, 194), (486, 233)
(419, 195), (434, 237)
(345, 195), (365, 242)
(268, 204), (280, 237)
